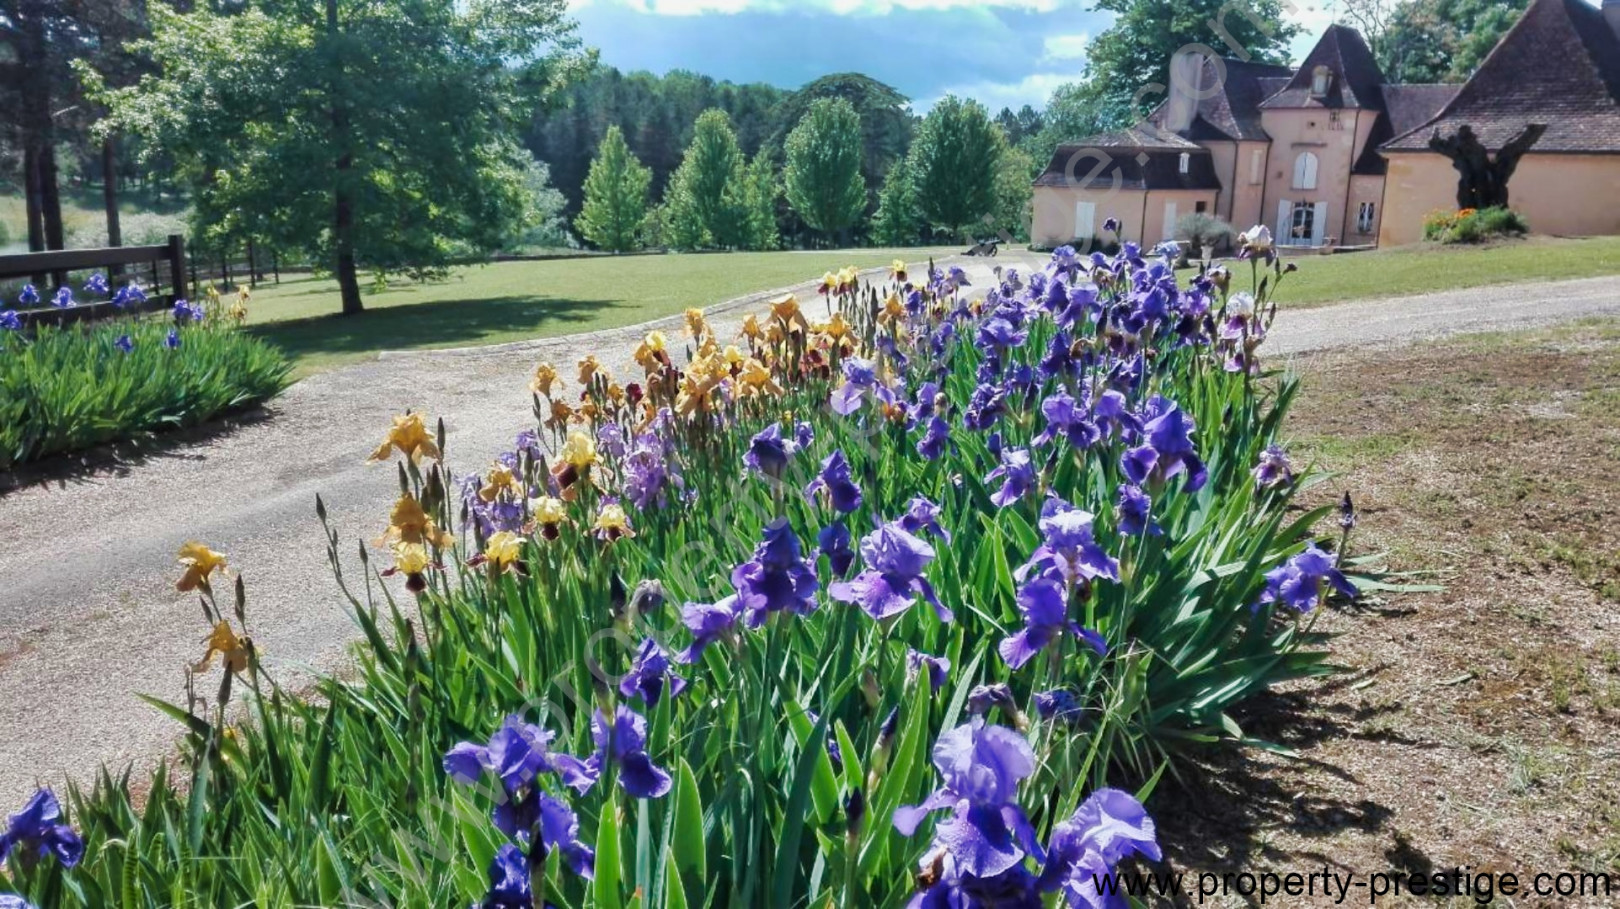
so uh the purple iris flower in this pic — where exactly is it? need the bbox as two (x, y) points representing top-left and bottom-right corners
(1257, 544), (1357, 613)
(0, 895), (37, 909)
(51, 287), (73, 308)
(1091, 390), (1139, 438)
(112, 282), (146, 309)
(443, 714), (557, 795)
(975, 315), (1028, 351)
(794, 420), (816, 449)
(17, 285), (38, 307)
(620, 638), (687, 707)
(893, 719), (1044, 879)
(676, 594), (742, 663)
(733, 520), (819, 628)
(165, 328), (182, 349)
(829, 521), (950, 622)
(83, 273), (109, 296)
(817, 522), (856, 576)
(966, 683), (1015, 716)
(1038, 330), (1077, 380)
(0, 789), (83, 871)
(917, 416), (952, 460)
(596, 422), (627, 459)
(963, 382), (1006, 432)
(743, 423), (798, 479)
(910, 854), (1042, 908)
(805, 450), (863, 513)
(1115, 484), (1160, 537)
(482, 843), (534, 908)
(114, 334), (134, 354)
(830, 357), (881, 416)
(556, 706), (672, 800)
(1018, 499), (1120, 586)
(0, 311), (19, 331)
(1034, 689), (1082, 724)
(985, 448), (1036, 508)
(907, 649), (951, 693)
(1035, 391), (1102, 450)
(515, 429), (543, 460)
(1102, 217), (1121, 233)
(999, 570), (1107, 670)
(624, 433), (682, 509)
(172, 299), (202, 322)
(1120, 397), (1206, 493)
(899, 496), (950, 543)
(1038, 789), (1160, 904)
(1253, 445), (1294, 490)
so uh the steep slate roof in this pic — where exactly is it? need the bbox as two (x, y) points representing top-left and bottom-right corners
(1352, 84), (1462, 174)
(1034, 139), (1221, 191)
(1147, 57), (1295, 141)
(1385, 0), (1620, 151)
(1261, 24), (1388, 109)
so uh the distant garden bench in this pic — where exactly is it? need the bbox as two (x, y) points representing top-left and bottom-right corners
(0, 235), (189, 329)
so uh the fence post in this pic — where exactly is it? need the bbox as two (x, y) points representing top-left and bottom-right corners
(167, 234), (188, 301)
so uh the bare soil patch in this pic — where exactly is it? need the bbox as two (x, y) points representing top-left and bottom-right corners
(1155, 319), (1620, 906)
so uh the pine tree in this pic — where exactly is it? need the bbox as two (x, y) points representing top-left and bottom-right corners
(783, 98), (866, 244)
(870, 156), (920, 247)
(575, 126), (652, 253)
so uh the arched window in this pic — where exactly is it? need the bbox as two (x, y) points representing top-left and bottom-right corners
(1293, 152), (1319, 190)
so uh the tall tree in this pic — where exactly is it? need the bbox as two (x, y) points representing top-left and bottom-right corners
(870, 155), (920, 247)
(783, 98), (866, 244)
(734, 149), (780, 251)
(661, 109), (746, 250)
(768, 73), (913, 211)
(991, 141), (1036, 242)
(1362, 0), (1528, 83)
(93, 0), (584, 315)
(576, 126), (652, 253)
(1082, 0), (1299, 121)
(908, 96), (1002, 240)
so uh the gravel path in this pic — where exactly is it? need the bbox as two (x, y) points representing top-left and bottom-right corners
(2, 258), (1617, 806)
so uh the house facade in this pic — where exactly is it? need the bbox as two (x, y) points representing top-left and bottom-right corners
(1032, 0), (1620, 250)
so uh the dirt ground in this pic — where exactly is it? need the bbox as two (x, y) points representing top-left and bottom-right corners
(1155, 318), (1620, 907)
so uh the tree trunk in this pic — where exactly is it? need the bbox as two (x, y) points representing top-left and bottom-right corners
(40, 143), (65, 251)
(328, 0), (363, 315)
(103, 137), (123, 277)
(24, 145), (46, 253)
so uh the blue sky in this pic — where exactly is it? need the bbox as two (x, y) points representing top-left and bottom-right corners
(566, 0), (1337, 112)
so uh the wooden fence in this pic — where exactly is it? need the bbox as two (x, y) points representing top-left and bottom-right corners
(0, 235), (188, 328)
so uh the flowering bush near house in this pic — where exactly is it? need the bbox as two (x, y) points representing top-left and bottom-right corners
(1422, 206), (1530, 244)
(0, 233), (1374, 908)
(0, 279), (288, 469)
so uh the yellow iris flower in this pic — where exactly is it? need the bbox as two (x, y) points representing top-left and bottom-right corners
(593, 503), (635, 542)
(561, 430), (598, 469)
(530, 495), (570, 540)
(195, 620), (250, 674)
(482, 531), (524, 570)
(367, 412), (441, 464)
(176, 542), (227, 593)
(375, 493), (454, 549)
(479, 464), (523, 502)
(685, 307), (710, 340)
(634, 331), (669, 373)
(578, 355), (606, 387)
(739, 357), (783, 396)
(531, 363), (561, 397)
(741, 314), (764, 341)
(890, 259), (907, 282)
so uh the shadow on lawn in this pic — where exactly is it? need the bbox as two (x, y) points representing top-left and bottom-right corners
(247, 293), (623, 363)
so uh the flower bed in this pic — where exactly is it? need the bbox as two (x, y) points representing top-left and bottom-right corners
(1422, 206), (1529, 244)
(0, 280), (288, 470)
(1, 232), (1373, 908)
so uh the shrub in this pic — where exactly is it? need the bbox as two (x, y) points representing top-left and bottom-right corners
(1174, 211), (1235, 259)
(0, 301), (289, 469)
(0, 249), (1376, 907)
(1422, 206), (1528, 243)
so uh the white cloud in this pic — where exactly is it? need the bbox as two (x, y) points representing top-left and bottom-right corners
(1041, 31), (1090, 61)
(916, 71), (1073, 113)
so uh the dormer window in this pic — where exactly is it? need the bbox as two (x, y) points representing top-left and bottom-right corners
(1178, 152), (1190, 174)
(1310, 65), (1332, 97)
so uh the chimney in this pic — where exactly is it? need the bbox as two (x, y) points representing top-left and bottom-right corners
(1165, 51), (1204, 132)
(1606, 0), (1620, 38)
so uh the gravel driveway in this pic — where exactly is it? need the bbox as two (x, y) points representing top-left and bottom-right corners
(2, 257), (1618, 806)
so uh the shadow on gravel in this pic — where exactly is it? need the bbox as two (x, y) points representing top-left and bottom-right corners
(0, 406), (277, 498)
(247, 294), (620, 366)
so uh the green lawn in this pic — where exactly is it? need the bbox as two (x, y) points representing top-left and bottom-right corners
(243, 248), (960, 375)
(1219, 235), (1620, 308)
